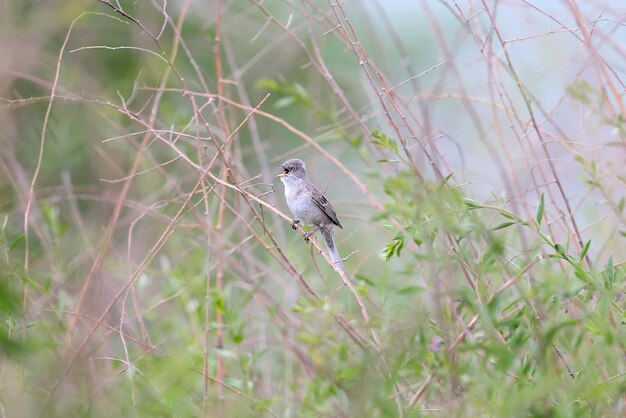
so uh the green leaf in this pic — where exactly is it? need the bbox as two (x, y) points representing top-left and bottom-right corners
(348, 135), (362, 147)
(543, 319), (579, 345)
(232, 333), (244, 345)
(298, 332), (321, 344)
(617, 197), (625, 213)
(255, 78), (279, 90)
(602, 255), (615, 285)
(492, 221), (517, 231)
(566, 80), (593, 105)
(355, 274), (375, 286)
(337, 366), (359, 381)
(357, 281), (368, 297)
(463, 198), (481, 209)
(574, 270), (589, 283)
(381, 237), (404, 261)
(381, 243), (395, 261)
(404, 225), (423, 245)
(274, 96), (296, 109)
(292, 82), (309, 101)
(211, 289), (226, 314)
(579, 239), (591, 261)
(536, 193), (545, 227)
(252, 398), (276, 412)
(10, 234), (25, 251)
(370, 129), (399, 154)
(566, 284), (586, 297)
(500, 212), (516, 220)
(0, 282), (19, 313)
(554, 243), (566, 257)
(396, 237), (404, 257)
(396, 285), (423, 296)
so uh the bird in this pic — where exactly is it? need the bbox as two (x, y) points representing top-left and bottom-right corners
(278, 158), (344, 271)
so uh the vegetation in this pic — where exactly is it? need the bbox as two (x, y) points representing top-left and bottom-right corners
(0, 1), (624, 417)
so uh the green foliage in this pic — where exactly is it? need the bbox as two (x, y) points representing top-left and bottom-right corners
(566, 80), (594, 105)
(381, 232), (404, 260)
(1, 2), (624, 417)
(0, 217), (27, 356)
(370, 129), (399, 154)
(536, 192), (545, 227)
(372, 127), (624, 417)
(257, 78), (313, 109)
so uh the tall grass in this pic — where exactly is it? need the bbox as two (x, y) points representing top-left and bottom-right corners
(0, 1), (624, 417)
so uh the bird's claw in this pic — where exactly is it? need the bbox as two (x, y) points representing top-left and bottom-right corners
(290, 219), (301, 230)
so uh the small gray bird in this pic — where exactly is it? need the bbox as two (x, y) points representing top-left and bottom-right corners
(278, 158), (343, 271)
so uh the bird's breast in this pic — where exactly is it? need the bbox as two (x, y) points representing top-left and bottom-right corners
(285, 187), (320, 226)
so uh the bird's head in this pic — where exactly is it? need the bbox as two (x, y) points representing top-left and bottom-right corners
(278, 158), (308, 184)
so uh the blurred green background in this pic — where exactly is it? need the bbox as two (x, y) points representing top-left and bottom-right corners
(0, 1), (624, 417)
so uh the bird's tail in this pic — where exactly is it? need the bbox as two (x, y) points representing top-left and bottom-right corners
(321, 225), (343, 271)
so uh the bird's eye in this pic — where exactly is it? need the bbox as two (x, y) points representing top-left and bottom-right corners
(290, 166), (295, 172)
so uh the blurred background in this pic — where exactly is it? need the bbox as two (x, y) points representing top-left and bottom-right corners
(0, 1), (624, 417)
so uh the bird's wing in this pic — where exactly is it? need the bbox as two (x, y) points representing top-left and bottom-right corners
(311, 187), (342, 228)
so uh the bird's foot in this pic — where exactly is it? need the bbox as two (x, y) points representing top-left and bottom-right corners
(290, 219), (301, 230)
(302, 226), (320, 243)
